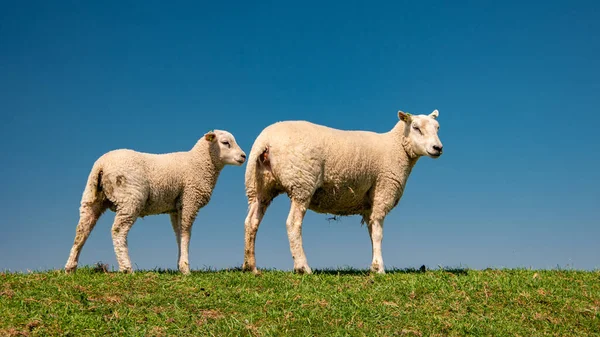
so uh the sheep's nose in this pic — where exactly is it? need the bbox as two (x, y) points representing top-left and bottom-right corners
(433, 145), (443, 153)
(241, 153), (247, 159)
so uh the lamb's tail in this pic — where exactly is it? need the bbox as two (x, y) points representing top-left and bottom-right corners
(80, 161), (105, 204)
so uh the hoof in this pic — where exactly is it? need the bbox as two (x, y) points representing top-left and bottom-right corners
(242, 262), (258, 274)
(294, 265), (312, 275)
(179, 262), (190, 275)
(370, 263), (385, 274)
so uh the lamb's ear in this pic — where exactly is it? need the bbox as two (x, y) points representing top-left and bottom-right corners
(398, 111), (412, 123)
(429, 109), (439, 119)
(204, 131), (216, 142)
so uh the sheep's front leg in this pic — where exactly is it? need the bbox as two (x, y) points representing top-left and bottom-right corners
(286, 199), (312, 274)
(242, 200), (267, 274)
(178, 207), (198, 275)
(367, 214), (386, 274)
(367, 182), (400, 274)
(170, 211), (182, 270)
(111, 211), (138, 273)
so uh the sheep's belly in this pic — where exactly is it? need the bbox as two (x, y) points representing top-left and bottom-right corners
(140, 204), (176, 216)
(140, 194), (180, 216)
(309, 186), (370, 215)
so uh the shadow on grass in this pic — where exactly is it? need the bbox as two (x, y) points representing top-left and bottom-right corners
(312, 266), (469, 276)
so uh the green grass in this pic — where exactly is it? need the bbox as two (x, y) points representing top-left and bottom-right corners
(1, 265), (599, 336)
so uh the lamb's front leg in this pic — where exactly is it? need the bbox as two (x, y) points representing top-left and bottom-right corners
(178, 206), (198, 275)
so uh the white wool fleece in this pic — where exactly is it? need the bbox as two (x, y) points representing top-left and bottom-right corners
(65, 129), (246, 274)
(242, 110), (443, 275)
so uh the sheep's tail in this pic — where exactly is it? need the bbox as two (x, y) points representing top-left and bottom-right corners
(80, 161), (105, 204)
(257, 145), (271, 170)
(245, 142), (274, 205)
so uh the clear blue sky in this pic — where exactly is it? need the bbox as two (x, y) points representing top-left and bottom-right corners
(1, 1), (598, 272)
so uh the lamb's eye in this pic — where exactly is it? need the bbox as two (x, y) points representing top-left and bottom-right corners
(222, 141), (231, 148)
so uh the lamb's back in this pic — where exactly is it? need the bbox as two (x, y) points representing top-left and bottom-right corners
(97, 149), (189, 215)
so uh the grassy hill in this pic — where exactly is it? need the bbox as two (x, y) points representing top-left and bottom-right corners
(1, 266), (599, 336)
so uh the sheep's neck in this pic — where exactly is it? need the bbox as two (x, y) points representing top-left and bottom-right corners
(399, 156), (419, 182)
(401, 138), (418, 160)
(390, 121), (418, 160)
(389, 122), (420, 191)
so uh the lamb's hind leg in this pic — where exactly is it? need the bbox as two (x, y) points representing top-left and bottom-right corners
(242, 199), (269, 273)
(65, 201), (108, 273)
(111, 209), (140, 273)
(286, 199), (312, 274)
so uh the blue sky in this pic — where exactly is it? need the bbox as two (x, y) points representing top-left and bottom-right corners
(1, 1), (598, 273)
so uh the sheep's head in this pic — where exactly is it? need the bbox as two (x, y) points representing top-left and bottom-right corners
(204, 130), (247, 166)
(398, 109), (443, 159)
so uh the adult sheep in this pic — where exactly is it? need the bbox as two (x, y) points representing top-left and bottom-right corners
(242, 109), (443, 274)
(65, 130), (246, 274)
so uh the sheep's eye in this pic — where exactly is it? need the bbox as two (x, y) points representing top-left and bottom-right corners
(412, 125), (421, 133)
(222, 141), (231, 148)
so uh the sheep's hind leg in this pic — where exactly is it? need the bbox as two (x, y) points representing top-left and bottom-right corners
(286, 199), (312, 274)
(111, 211), (139, 273)
(65, 201), (107, 273)
(170, 211), (182, 271)
(242, 200), (268, 274)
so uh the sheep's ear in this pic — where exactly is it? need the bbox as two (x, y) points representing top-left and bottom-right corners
(204, 131), (216, 142)
(398, 111), (412, 123)
(429, 109), (439, 119)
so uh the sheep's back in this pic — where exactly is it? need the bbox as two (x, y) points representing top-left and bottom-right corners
(255, 121), (386, 212)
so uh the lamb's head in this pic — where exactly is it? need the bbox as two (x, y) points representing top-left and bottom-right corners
(204, 130), (247, 166)
(398, 109), (443, 159)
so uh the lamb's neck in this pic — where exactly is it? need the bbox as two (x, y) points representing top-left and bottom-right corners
(190, 142), (225, 189)
(199, 160), (222, 190)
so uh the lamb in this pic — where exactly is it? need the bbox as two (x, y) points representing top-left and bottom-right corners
(65, 130), (246, 274)
(242, 109), (443, 274)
